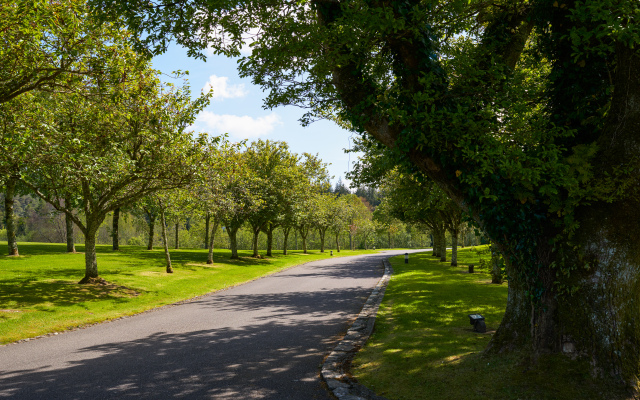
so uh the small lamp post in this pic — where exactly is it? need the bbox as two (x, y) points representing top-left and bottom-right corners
(330, 250), (333, 256)
(404, 253), (409, 264)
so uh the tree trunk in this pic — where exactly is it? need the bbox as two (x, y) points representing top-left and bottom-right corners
(64, 196), (75, 253)
(450, 231), (458, 267)
(319, 228), (326, 252)
(335, 233), (341, 252)
(299, 227), (308, 254)
(388, 232), (391, 249)
(112, 208), (120, 251)
(78, 225), (99, 284)
(439, 229), (447, 262)
(227, 225), (239, 259)
(349, 231), (353, 251)
(282, 226), (290, 255)
(431, 233), (439, 257)
(204, 212), (210, 249)
(4, 176), (18, 256)
(251, 225), (260, 257)
(174, 221), (179, 249)
(207, 220), (218, 264)
(147, 213), (155, 250)
(160, 208), (173, 273)
(266, 225), (274, 257)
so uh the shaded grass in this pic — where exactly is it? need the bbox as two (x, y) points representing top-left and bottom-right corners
(0, 242), (379, 344)
(352, 246), (627, 400)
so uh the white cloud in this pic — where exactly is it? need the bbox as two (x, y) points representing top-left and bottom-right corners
(195, 111), (282, 139)
(202, 75), (248, 100)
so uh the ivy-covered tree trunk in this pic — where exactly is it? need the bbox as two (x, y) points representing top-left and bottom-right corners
(112, 207), (120, 251)
(160, 208), (173, 273)
(226, 225), (240, 259)
(206, 220), (218, 264)
(4, 176), (19, 256)
(282, 226), (290, 255)
(204, 212), (210, 249)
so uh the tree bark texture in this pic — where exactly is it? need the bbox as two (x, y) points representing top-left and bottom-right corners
(251, 225), (260, 257)
(160, 209), (173, 273)
(265, 224), (275, 257)
(438, 230), (446, 262)
(318, 228), (326, 252)
(112, 208), (120, 251)
(335, 233), (340, 252)
(4, 176), (18, 256)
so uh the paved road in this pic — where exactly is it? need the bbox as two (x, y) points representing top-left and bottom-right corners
(0, 250), (423, 399)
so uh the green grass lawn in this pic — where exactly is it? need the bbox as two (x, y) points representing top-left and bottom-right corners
(351, 246), (627, 400)
(0, 242), (379, 344)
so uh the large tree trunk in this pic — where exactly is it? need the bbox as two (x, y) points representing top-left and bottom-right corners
(431, 233), (439, 257)
(160, 208), (173, 273)
(112, 208), (120, 251)
(206, 220), (218, 264)
(146, 212), (155, 250)
(227, 225), (239, 259)
(204, 212), (210, 249)
(4, 176), (18, 256)
(282, 226), (290, 255)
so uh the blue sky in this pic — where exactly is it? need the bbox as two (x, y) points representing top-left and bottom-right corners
(151, 45), (360, 188)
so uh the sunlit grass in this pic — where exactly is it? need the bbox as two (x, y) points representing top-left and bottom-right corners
(0, 242), (379, 344)
(352, 246), (627, 400)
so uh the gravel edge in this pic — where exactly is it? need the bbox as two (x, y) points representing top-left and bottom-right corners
(321, 258), (393, 400)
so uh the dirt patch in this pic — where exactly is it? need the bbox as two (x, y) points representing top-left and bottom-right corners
(76, 277), (140, 297)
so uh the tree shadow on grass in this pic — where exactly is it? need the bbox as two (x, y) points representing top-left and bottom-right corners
(0, 276), (143, 309)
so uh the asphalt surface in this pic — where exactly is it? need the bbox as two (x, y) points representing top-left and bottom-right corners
(0, 250), (422, 400)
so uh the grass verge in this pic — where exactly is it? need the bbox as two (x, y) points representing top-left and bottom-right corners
(0, 242), (379, 344)
(351, 246), (627, 400)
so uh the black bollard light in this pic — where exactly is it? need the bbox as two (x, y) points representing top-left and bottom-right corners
(330, 250), (333, 256)
(405, 253), (409, 264)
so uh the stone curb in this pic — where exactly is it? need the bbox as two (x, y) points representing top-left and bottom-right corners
(321, 259), (393, 400)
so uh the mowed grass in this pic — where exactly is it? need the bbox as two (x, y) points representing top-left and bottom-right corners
(0, 242), (379, 344)
(352, 246), (627, 400)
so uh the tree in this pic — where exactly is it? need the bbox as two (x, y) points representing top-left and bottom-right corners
(95, 0), (640, 388)
(21, 57), (208, 282)
(0, 0), (130, 103)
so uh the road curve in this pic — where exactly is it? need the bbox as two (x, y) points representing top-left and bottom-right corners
(0, 250), (423, 400)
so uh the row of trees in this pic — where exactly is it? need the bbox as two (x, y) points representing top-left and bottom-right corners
(92, 0), (640, 384)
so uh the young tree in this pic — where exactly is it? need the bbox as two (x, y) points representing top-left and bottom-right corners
(22, 59), (208, 282)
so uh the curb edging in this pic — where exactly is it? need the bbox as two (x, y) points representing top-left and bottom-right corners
(321, 259), (393, 400)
